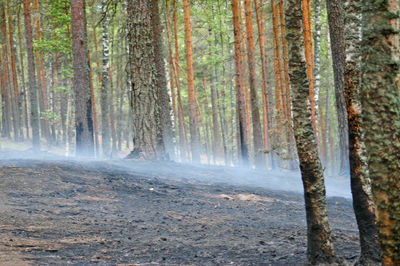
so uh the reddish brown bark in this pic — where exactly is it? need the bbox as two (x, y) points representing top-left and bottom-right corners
(231, 0), (249, 165)
(279, 0), (292, 121)
(71, 0), (94, 156)
(244, 0), (264, 168)
(302, 0), (317, 136)
(183, 0), (201, 163)
(172, 0), (190, 160)
(1, 3), (19, 141)
(254, 0), (271, 158)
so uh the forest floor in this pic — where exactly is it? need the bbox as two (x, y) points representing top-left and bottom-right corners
(0, 150), (360, 265)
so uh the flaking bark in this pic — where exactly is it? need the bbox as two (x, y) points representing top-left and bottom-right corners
(285, 0), (337, 263)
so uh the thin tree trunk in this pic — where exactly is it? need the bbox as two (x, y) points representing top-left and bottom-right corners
(71, 0), (94, 157)
(360, 0), (400, 263)
(254, 0), (272, 167)
(17, 4), (29, 140)
(1, 3), (18, 141)
(271, 0), (284, 155)
(326, 0), (349, 175)
(285, 0), (337, 263)
(6, 3), (21, 141)
(202, 77), (212, 164)
(0, 46), (11, 139)
(231, 0), (249, 165)
(172, 0), (190, 160)
(151, 0), (175, 160)
(100, 0), (110, 158)
(244, 0), (264, 168)
(34, 0), (50, 142)
(183, 0), (201, 163)
(23, 0), (40, 151)
(88, 51), (99, 157)
(313, 0), (321, 135)
(302, 0), (317, 139)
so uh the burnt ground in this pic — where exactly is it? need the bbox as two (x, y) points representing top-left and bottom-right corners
(0, 152), (360, 265)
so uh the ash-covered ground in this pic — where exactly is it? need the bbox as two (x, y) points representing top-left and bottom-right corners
(0, 151), (360, 265)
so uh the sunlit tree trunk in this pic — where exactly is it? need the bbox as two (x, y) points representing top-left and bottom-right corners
(301, 0), (317, 141)
(71, 0), (94, 157)
(326, 0), (349, 175)
(244, 0), (264, 168)
(231, 0), (249, 165)
(23, 0), (40, 151)
(361, 0), (400, 263)
(183, 0), (201, 163)
(285, 0), (337, 263)
(172, 0), (190, 160)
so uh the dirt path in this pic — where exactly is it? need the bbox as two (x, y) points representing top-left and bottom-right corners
(0, 157), (360, 265)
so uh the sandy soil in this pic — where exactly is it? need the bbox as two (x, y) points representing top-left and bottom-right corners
(0, 153), (360, 265)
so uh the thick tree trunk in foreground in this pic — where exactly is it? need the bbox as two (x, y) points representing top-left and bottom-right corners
(127, 0), (165, 160)
(151, 0), (174, 160)
(343, 0), (381, 264)
(71, 0), (94, 157)
(326, 0), (349, 175)
(285, 0), (336, 264)
(23, 0), (40, 151)
(231, 0), (249, 165)
(361, 0), (400, 264)
(183, 0), (201, 163)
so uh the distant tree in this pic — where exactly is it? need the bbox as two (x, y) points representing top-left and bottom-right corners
(243, 0), (264, 168)
(127, 0), (165, 160)
(361, 0), (400, 264)
(254, 0), (272, 167)
(231, 0), (249, 165)
(100, 0), (110, 158)
(23, 0), (40, 151)
(183, 0), (201, 163)
(285, 0), (337, 263)
(70, 0), (94, 156)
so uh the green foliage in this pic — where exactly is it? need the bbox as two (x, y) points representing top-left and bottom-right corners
(41, 110), (60, 123)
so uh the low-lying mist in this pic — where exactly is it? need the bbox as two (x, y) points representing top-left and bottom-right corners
(0, 148), (351, 199)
